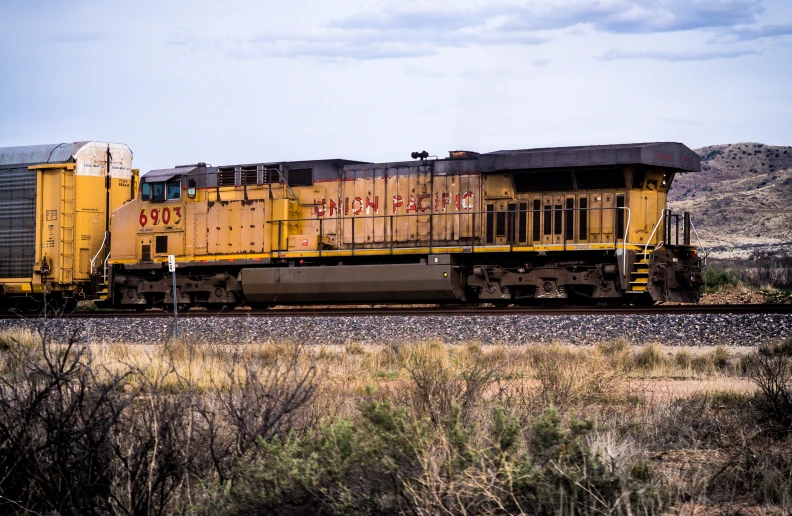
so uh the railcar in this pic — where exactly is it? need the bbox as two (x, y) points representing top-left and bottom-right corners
(0, 142), (137, 310)
(104, 142), (703, 309)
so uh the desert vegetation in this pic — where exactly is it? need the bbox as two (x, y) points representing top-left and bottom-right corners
(0, 329), (790, 514)
(703, 253), (792, 301)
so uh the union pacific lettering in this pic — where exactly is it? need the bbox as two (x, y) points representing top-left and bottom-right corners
(313, 191), (474, 217)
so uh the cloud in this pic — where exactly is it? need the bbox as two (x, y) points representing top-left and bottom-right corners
(229, 39), (440, 60)
(599, 48), (761, 61)
(730, 23), (792, 41)
(532, 58), (553, 67)
(217, 23), (546, 60)
(331, 0), (763, 36)
(167, 0), (765, 61)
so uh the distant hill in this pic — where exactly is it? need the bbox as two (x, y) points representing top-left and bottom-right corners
(667, 142), (792, 257)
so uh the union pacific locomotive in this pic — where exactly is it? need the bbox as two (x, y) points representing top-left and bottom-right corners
(104, 142), (703, 309)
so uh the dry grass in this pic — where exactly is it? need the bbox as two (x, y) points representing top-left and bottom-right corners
(40, 338), (750, 408)
(1, 329), (789, 515)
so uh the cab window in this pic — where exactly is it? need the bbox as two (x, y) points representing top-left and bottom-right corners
(151, 182), (166, 202)
(141, 183), (151, 201)
(167, 180), (181, 200)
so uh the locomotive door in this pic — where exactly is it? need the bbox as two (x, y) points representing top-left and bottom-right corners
(541, 195), (553, 245)
(415, 165), (431, 244)
(431, 174), (451, 243)
(511, 201), (528, 245)
(531, 197), (542, 244)
(551, 195), (564, 245)
(601, 192), (615, 244)
(615, 193), (626, 242)
(589, 192), (602, 243)
(485, 201), (507, 245)
(564, 194), (575, 245)
(340, 168), (367, 247)
(577, 195), (589, 243)
(587, 192), (615, 244)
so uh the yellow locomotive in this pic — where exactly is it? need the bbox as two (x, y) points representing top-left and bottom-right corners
(0, 142), (137, 310)
(106, 142), (703, 308)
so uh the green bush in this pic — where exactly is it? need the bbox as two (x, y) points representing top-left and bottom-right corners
(703, 267), (740, 293)
(204, 401), (665, 515)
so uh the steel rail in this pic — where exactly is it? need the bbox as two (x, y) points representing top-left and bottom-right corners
(1, 304), (791, 320)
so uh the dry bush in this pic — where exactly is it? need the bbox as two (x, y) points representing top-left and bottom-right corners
(597, 339), (633, 370)
(635, 343), (669, 371)
(674, 349), (693, 370)
(344, 342), (366, 355)
(402, 342), (495, 425)
(0, 328), (319, 514)
(745, 338), (792, 436)
(2, 329), (790, 514)
(530, 344), (626, 409)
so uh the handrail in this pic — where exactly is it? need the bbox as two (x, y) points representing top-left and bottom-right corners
(643, 211), (665, 262)
(618, 206), (631, 274)
(103, 250), (111, 283)
(268, 205), (638, 255)
(689, 218), (707, 265)
(90, 232), (109, 275)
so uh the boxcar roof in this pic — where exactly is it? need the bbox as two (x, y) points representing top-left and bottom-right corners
(0, 142), (88, 167)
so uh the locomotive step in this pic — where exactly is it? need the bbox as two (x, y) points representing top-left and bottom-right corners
(629, 285), (648, 292)
(629, 278), (649, 284)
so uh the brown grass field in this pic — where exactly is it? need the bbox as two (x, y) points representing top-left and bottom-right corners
(1, 328), (790, 515)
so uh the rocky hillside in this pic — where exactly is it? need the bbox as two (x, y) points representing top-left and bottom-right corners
(668, 142), (792, 257)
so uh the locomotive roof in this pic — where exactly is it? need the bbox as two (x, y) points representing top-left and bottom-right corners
(0, 142), (87, 167)
(479, 142), (700, 173)
(142, 165), (210, 182)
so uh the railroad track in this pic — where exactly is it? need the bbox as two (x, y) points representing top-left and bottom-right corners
(1, 304), (791, 319)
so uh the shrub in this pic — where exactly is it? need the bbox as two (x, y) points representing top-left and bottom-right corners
(635, 344), (667, 371)
(206, 402), (664, 515)
(703, 267), (740, 292)
(674, 350), (692, 370)
(0, 329), (318, 515)
(532, 345), (624, 408)
(746, 339), (792, 436)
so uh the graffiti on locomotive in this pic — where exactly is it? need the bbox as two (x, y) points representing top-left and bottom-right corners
(313, 191), (474, 217)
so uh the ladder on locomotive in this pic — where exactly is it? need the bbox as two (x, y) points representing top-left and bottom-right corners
(93, 255), (110, 303)
(628, 250), (653, 293)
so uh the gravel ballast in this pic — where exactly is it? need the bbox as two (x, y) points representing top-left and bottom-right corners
(1, 313), (790, 346)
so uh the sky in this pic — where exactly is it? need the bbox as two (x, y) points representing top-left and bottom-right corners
(1, 0), (791, 173)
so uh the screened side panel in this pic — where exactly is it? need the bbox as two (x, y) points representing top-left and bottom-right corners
(0, 167), (37, 278)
